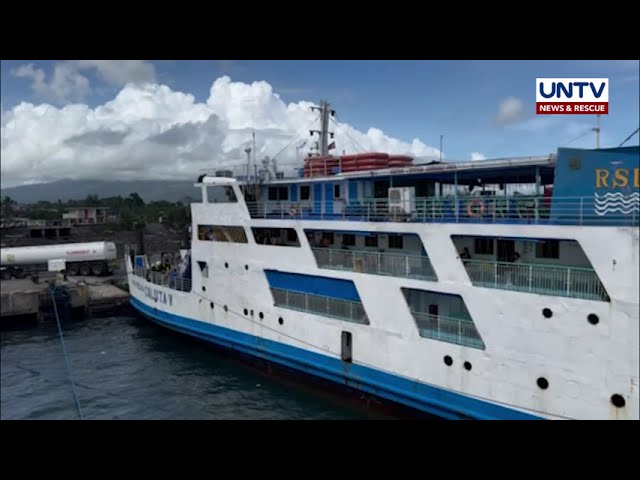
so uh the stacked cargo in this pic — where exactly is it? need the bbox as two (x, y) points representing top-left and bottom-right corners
(302, 153), (413, 177)
(303, 156), (341, 177)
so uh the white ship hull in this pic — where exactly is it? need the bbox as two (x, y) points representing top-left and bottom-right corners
(126, 217), (639, 420)
(127, 144), (639, 420)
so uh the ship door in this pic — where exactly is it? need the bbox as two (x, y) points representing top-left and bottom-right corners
(497, 239), (515, 262)
(324, 183), (334, 216)
(313, 184), (322, 215)
(341, 331), (352, 363)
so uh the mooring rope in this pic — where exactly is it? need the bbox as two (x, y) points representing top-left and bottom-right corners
(49, 285), (84, 420)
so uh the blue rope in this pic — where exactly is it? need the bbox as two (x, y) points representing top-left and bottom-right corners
(50, 285), (84, 420)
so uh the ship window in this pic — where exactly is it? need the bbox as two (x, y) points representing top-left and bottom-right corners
(323, 232), (334, 244)
(252, 227), (300, 247)
(198, 225), (248, 243)
(334, 184), (341, 198)
(268, 186), (289, 201)
(341, 234), (355, 246)
(300, 186), (310, 200)
(388, 235), (403, 249)
(474, 238), (494, 255)
(197, 261), (208, 278)
(536, 240), (560, 259)
(267, 271), (369, 325)
(402, 287), (485, 350)
(374, 180), (390, 198)
(365, 235), (379, 247)
(207, 185), (237, 203)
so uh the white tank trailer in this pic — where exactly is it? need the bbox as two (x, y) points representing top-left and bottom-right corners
(0, 241), (117, 280)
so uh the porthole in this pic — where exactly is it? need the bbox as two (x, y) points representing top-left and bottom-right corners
(542, 308), (552, 318)
(245, 265), (249, 271)
(202, 286), (206, 292)
(463, 361), (472, 371)
(210, 302), (214, 309)
(224, 305), (228, 312)
(587, 313), (599, 325)
(278, 317), (284, 325)
(243, 308), (248, 315)
(537, 377), (549, 390)
(225, 262), (229, 269)
(259, 312), (264, 319)
(611, 394), (625, 408)
(444, 355), (453, 366)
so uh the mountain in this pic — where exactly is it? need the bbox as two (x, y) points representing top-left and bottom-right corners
(1, 179), (201, 204)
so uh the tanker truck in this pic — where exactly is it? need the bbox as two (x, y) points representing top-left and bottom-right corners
(1, 241), (117, 280)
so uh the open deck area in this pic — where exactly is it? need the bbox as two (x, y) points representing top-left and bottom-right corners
(247, 194), (638, 227)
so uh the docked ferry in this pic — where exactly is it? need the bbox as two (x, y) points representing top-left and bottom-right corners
(126, 102), (639, 420)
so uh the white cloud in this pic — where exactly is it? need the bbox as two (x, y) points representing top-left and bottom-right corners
(72, 60), (156, 86)
(1, 76), (440, 188)
(495, 96), (527, 125)
(471, 152), (486, 161)
(10, 60), (156, 103)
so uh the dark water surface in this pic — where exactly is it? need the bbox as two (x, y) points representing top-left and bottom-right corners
(1, 314), (419, 420)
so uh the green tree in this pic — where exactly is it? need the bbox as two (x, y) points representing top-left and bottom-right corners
(126, 192), (145, 208)
(85, 194), (100, 206)
(1, 196), (17, 221)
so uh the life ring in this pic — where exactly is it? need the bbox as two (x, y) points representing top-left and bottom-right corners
(467, 198), (485, 218)
(288, 204), (300, 217)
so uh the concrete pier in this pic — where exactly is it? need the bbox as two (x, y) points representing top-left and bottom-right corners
(1, 274), (130, 323)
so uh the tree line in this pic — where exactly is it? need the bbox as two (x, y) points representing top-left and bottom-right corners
(1, 193), (192, 230)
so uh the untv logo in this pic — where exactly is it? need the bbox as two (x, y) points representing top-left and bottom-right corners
(536, 78), (608, 115)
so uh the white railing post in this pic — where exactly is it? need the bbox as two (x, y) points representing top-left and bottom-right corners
(455, 198), (459, 223)
(529, 264), (533, 292)
(567, 268), (571, 296)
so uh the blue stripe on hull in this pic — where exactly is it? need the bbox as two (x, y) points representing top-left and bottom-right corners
(130, 297), (542, 420)
(264, 270), (361, 302)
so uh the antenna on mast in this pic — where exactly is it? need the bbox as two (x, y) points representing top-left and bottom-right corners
(309, 100), (335, 156)
(244, 146), (252, 183)
(252, 131), (256, 173)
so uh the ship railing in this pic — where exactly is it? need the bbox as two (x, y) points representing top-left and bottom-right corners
(411, 310), (485, 349)
(311, 247), (437, 281)
(133, 266), (192, 293)
(245, 195), (638, 226)
(271, 287), (369, 325)
(462, 259), (608, 301)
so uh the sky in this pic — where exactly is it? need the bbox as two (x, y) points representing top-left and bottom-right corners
(1, 59), (638, 189)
